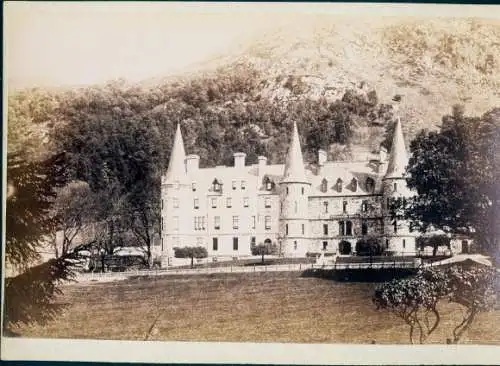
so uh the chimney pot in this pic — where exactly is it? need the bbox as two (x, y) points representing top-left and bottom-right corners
(234, 152), (246, 169)
(318, 149), (327, 166)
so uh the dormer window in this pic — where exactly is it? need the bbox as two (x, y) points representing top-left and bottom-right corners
(321, 178), (328, 193)
(264, 176), (273, 191)
(365, 177), (375, 193)
(212, 179), (222, 193)
(351, 178), (358, 192)
(393, 182), (397, 192)
(336, 178), (343, 193)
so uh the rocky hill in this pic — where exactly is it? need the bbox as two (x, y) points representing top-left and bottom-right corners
(160, 15), (500, 136)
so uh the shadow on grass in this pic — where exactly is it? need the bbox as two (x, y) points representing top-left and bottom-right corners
(301, 268), (417, 282)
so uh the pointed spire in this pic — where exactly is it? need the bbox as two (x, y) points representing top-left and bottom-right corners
(385, 117), (409, 179)
(282, 121), (308, 184)
(165, 124), (188, 183)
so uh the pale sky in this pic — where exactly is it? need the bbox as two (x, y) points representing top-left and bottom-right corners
(5, 2), (500, 89)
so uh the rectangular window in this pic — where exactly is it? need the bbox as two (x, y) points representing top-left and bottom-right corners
(173, 198), (179, 208)
(343, 201), (347, 213)
(294, 241), (298, 250)
(252, 215), (256, 229)
(214, 216), (220, 230)
(339, 221), (345, 236)
(161, 199), (164, 210)
(286, 224), (289, 236)
(213, 238), (218, 251)
(265, 216), (271, 230)
(323, 224), (328, 235)
(302, 223), (305, 235)
(233, 216), (239, 229)
(233, 237), (238, 251)
(201, 217), (206, 230)
(243, 197), (249, 207)
(194, 198), (199, 209)
(403, 239), (406, 249)
(393, 220), (398, 234)
(265, 197), (271, 208)
(241, 181), (246, 190)
(251, 236), (256, 246)
(362, 201), (368, 212)
(232, 180), (237, 190)
(211, 197), (217, 208)
(192, 182), (197, 192)
(161, 217), (164, 232)
(346, 221), (353, 236)
(323, 201), (328, 213)
(173, 216), (179, 231)
(362, 221), (368, 235)
(226, 197), (232, 208)
(323, 241), (328, 250)
(194, 217), (198, 231)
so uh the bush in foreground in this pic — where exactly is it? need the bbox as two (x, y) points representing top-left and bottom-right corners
(373, 265), (498, 344)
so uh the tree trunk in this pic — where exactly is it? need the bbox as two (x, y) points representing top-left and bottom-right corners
(261, 252), (265, 264)
(191, 256), (194, 269)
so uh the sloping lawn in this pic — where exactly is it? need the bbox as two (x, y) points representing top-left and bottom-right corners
(13, 272), (500, 344)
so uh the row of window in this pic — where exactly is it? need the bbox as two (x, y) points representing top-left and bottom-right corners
(165, 215), (273, 231)
(322, 200), (370, 214)
(170, 197), (272, 209)
(212, 236), (248, 251)
(210, 179), (247, 193)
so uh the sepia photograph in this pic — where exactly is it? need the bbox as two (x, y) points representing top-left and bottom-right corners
(2, 2), (500, 364)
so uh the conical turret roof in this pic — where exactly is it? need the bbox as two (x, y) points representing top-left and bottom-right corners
(282, 121), (308, 184)
(385, 117), (409, 179)
(165, 124), (188, 183)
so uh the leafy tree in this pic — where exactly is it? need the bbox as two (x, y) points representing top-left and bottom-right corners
(173, 246), (208, 268)
(373, 269), (448, 344)
(373, 266), (498, 344)
(52, 181), (95, 258)
(4, 150), (72, 332)
(446, 265), (498, 343)
(416, 234), (451, 257)
(251, 241), (278, 264)
(355, 237), (383, 256)
(403, 106), (500, 257)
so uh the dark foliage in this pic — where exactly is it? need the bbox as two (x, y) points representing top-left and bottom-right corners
(4, 257), (75, 329)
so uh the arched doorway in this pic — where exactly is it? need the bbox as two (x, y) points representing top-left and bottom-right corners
(264, 238), (272, 245)
(339, 240), (352, 255)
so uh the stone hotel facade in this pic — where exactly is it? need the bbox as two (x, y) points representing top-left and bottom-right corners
(160, 118), (418, 263)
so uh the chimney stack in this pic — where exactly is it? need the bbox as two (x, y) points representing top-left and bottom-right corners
(258, 156), (267, 176)
(234, 152), (246, 169)
(186, 154), (200, 174)
(318, 149), (327, 166)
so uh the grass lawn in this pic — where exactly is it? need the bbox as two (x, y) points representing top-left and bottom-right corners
(13, 272), (500, 344)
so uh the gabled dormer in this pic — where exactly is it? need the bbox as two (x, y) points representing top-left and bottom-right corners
(321, 178), (328, 193)
(350, 177), (358, 192)
(212, 178), (223, 193)
(365, 177), (375, 193)
(336, 178), (343, 193)
(263, 176), (275, 191)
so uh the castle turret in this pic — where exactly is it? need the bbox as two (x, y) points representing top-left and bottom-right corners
(161, 124), (191, 267)
(279, 121), (310, 256)
(382, 117), (416, 255)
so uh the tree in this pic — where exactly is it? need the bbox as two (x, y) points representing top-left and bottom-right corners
(373, 266), (498, 344)
(251, 240), (278, 264)
(373, 269), (448, 344)
(355, 237), (383, 256)
(416, 234), (451, 257)
(173, 246), (208, 268)
(402, 106), (500, 257)
(4, 151), (73, 332)
(446, 265), (498, 343)
(52, 181), (95, 258)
